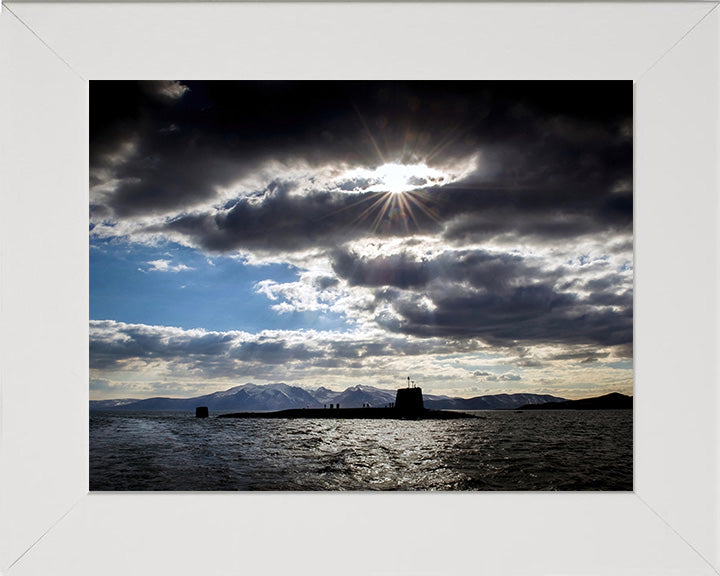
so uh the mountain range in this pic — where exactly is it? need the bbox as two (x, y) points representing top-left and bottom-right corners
(518, 392), (632, 410)
(90, 383), (567, 412)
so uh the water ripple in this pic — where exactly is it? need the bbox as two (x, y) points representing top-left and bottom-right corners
(90, 410), (632, 491)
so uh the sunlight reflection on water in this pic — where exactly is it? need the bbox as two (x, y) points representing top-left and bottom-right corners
(90, 410), (632, 491)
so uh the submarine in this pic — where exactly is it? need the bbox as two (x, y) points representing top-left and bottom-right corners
(214, 378), (474, 420)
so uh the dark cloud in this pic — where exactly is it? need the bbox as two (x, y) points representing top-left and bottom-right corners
(113, 164), (631, 254)
(333, 250), (432, 289)
(151, 181), (454, 254)
(333, 247), (557, 294)
(89, 322), (238, 369)
(329, 340), (393, 359)
(88, 321), (484, 375)
(313, 275), (340, 291)
(90, 81), (633, 371)
(333, 247), (554, 292)
(229, 340), (315, 365)
(549, 350), (611, 363)
(329, 247), (632, 353)
(439, 185), (631, 247)
(91, 81), (632, 252)
(517, 358), (545, 368)
(381, 287), (631, 351)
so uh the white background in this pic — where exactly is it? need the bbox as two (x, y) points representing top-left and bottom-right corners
(1, 3), (719, 575)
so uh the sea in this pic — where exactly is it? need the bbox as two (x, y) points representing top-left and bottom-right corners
(89, 410), (632, 491)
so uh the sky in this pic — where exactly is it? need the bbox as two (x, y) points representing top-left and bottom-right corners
(90, 81), (633, 400)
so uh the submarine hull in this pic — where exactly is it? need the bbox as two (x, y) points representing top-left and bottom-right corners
(216, 407), (473, 419)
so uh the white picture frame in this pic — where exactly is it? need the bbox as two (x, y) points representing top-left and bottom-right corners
(1, 2), (719, 575)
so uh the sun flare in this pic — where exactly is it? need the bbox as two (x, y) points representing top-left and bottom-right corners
(340, 162), (453, 194)
(325, 158), (476, 234)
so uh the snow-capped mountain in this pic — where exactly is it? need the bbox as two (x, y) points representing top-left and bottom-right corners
(90, 382), (320, 412)
(423, 393), (567, 410)
(90, 383), (566, 412)
(328, 385), (397, 408)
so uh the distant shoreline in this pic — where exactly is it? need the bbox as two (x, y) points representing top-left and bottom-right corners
(88, 383), (576, 412)
(216, 406), (475, 420)
(518, 392), (632, 411)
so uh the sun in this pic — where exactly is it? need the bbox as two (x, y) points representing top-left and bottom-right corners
(341, 162), (451, 195)
(328, 156), (477, 233)
(375, 162), (449, 194)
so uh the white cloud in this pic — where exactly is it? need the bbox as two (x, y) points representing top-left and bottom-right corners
(89, 320), (632, 400)
(150, 81), (190, 102)
(145, 259), (192, 273)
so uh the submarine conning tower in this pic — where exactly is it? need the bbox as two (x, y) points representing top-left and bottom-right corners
(395, 387), (424, 414)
